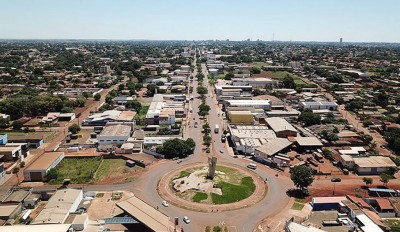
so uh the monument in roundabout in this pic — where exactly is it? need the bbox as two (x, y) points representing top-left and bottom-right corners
(166, 157), (261, 206)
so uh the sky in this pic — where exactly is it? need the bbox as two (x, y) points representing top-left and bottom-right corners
(1, 0), (399, 42)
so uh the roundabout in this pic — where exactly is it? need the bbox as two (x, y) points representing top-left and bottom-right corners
(158, 162), (267, 212)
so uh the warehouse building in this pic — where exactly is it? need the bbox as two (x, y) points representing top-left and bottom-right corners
(231, 77), (278, 88)
(32, 189), (83, 225)
(97, 123), (134, 146)
(117, 196), (170, 232)
(265, 117), (297, 138)
(228, 111), (254, 124)
(23, 152), (65, 182)
(224, 99), (271, 110)
(299, 101), (338, 111)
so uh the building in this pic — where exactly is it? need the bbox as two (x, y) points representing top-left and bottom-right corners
(116, 196), (170, 232)
(299, 101), (338, 111)
(285, 220), (326, 232)
(0, 143), (29, 162)
(97, 123), (133, 146)
(23, 152), (65, 182)
(99, 65), (111, 73)
(83, 110), (136, 126)
(57, 113), (76, 122)
(228, 111), (254, 124)
(294, 137), (323, 151)
(254, 138), (293, 158)
(0, 204), (22, 221)
(0, 224), (72, 232)
(224, 99), (271, 110)
(312, 196), (347, 211)
(32, 189), (83, 225)
(145, 94), (185, 125)
(229, 125), (277, 155)
(113, 95), (136, 105)
(231, 77), (278, 88)
(265, 117), (298, 138)
(353, 156), (396, 175)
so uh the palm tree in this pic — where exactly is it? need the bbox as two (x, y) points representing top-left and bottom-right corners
(12, 167), (20, 183)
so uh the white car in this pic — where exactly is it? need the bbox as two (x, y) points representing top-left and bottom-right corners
(162, 201), (169, 207)
(183, 216), (190, 224)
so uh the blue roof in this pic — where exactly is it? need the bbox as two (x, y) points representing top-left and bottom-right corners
(105, 217), (139, 224)
(368, 188), (397, 193)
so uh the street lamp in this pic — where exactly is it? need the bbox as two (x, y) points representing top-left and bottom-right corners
(333, 182), (336, 196)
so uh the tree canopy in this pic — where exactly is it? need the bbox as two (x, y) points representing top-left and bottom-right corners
(156, 138), (196, 159)
(298, 109), (321, 126)
(290, 165), (314, 191)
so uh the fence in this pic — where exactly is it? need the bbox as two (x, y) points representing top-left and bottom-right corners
(143, 149), (164, 159)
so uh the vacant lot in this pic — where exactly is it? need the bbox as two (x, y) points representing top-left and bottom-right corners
(53, 157), (102, 184)
(94, 159), (141, 182)
(136, 105), (149, 120)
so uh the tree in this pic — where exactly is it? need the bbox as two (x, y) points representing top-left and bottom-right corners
(118, 84), (125, 91)
(290, 165), (314, 192)
(0, 118), (10, 129)
(224, 72), (234, 80)
(125, 100), (142, 112)
(68, 124), (81, 134)
(282, 74), (295, 88)
(61, 106), (73, 113)
(362, 177), (373, 185)
(94, 93), (101, 101)
(380, 173), (392, 186)
(156, 138), (195, 159)
(12, 167), (20, 182)
(250, 67), (261, 74)
(298, 110), (321, 126)
(146, 84), (158, 96)
(46, 168), (59, 181)
(11, 120), (23, 130)
(197, 86), (208, 95)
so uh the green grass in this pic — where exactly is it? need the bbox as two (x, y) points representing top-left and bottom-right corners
(192, 192), (208, 203)
(211, 176), (255, 204)
(179, 170), (191, 178)
(96, 193), (104, 198)
(252, 62), (267, 69)
(385, 219), (400, 231)
(291, 202), (305, 210)
(136, 105), (149, 120)
(95, 159), (141, 181)
(53, 157), (102, 184)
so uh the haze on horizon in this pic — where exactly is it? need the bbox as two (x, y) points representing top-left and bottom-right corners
(1, 0), (399, 43)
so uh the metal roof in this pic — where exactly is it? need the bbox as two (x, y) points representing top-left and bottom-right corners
(105, 216), (139, 224)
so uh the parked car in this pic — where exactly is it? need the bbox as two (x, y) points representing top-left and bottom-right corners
(162, 201), (169, 207)
(183, 216), (190, 224)
(331, 178), (342, 182)
(177, 159), (182, 164)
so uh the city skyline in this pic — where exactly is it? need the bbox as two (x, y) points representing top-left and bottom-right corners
(1, 0), (400, 42)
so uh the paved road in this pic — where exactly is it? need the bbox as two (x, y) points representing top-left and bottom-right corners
(8, 54), (293, 231)
(0, 78), (128, 195)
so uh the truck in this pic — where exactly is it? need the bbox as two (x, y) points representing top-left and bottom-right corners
(214, 124), (219, 133)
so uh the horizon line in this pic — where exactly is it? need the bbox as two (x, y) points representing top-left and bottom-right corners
(0, 38), (399, 44)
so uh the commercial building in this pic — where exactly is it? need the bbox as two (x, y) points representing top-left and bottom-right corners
(0, 142), (29, 162)
(265, 117), (298, 138)
(23, 152), (65, 182)
(299, 101), (338, 111)
(0, 224), (72, 232)
(145, 94), (185, 125)
(113, 95), (136, 105)
(231, 77), (278, 88)
(294, 137), (323, 151)
(353, 156), (396, 175)
(224, 99), (271, 110)
(83, 110), (136, 126)
(254, 138), (293, 158)
(32, 189), (83, 225)
(116, 196), (170, 232)
(228, 111), (254, 124)
(0, 204), (22, 221)
(229, 125), (276, 155)
(97, 123), (133, 146)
